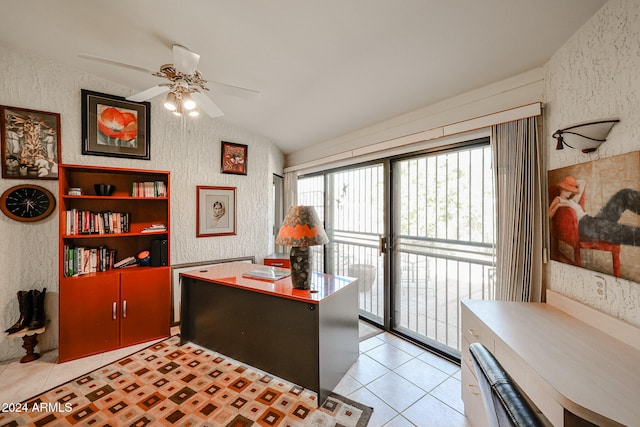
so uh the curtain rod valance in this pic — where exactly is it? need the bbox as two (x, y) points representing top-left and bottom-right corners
(285, 102), (542, 173)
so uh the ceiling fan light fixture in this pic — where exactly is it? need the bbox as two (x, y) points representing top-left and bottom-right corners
(172, 101), (184, 117)
(80, 45), (260, 119)
(182, 92), (196, 110)
(164, 91), (179, 111)
(188, 109), (200, 117)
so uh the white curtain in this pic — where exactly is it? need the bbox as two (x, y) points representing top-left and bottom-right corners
(491, 117), (544, 302)
(284, 171), (298, 210)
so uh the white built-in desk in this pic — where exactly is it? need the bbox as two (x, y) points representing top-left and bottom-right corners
(461, 291), (640, 427)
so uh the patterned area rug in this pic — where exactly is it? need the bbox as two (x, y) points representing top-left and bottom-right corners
(0, 336), (372, 426)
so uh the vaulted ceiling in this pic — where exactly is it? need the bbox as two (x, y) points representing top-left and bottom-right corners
(0, 0), (606, 154)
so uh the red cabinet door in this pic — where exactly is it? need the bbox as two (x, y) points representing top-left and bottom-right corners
(59, 274), (120, 362)
(120, 267), (171, 347)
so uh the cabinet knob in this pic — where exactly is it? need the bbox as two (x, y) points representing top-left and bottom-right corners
(112, 302), (117, 320)
(122, 300), (127, 318)
(467, 328), (479, 337)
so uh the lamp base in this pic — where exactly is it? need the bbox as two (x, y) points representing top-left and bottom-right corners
(289, 246), (312, 289)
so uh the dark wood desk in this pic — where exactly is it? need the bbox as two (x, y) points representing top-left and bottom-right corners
(180, 262), (359, 404)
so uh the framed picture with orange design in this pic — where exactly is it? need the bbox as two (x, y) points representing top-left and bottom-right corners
(81, 89), (151, 160)
(221, 141), (248, 175)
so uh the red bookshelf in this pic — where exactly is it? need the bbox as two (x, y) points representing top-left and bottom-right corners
(58, 164), (171, 362)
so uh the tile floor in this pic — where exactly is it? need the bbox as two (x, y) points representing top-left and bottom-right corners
(338, 331), (469, 427)
(0, 329), (469, 427)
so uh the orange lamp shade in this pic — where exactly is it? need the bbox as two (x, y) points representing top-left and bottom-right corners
(275, 206), (328, 247)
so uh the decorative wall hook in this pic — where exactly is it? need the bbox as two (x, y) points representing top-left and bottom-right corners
(553, 119), (619, 153)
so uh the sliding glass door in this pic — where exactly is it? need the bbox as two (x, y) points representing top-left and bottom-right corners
(326, 164), (386, 324)
(297, 174), (326, 274)
(297, 138), (495, 357)
(391, 142), (495, 355)
(298, 164), (387, 324)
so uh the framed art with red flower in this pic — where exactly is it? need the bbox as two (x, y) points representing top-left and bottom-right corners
(81, 89), (151, 160)
(221, 141), (248, 175)
(1, 105), (61, 179)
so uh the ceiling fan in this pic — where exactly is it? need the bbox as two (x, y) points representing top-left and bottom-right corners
(79, 45), (260, 118)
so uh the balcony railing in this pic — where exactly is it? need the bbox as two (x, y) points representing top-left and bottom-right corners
(395, 236), (495, 353)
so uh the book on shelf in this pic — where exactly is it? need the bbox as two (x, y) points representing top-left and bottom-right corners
(65, 209), (130, 235)
(242, 266), (291, 281)
(114, 256), (138, 269)
(64, 245), (117, 277)
(141, 224), (167, 233)
(132, 181), (167, 198)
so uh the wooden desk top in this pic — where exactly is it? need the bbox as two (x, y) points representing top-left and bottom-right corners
(463, 299), (640, 427)
(180, 262), (357, 304)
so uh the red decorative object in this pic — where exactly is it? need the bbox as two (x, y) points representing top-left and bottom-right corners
(221, 141), (248, 175)
(82, 90), (151, 160)
(97, 107), (137, 141)
(549, 183), (621, 277)
(264, 252), (291, 268)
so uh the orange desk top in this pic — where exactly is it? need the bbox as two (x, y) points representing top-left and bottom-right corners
(179, 262), (358, 304)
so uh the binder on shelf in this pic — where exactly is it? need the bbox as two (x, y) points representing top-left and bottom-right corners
(151, 239), (168, 266)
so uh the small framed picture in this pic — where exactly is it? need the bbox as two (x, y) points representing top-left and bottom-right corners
(81, 89), (151, 160)
(196, 186), (237, 237)
(1, 105), (61, 179)
(221, 141), (248, 175)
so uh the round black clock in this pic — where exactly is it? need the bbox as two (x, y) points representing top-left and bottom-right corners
(0, 184), (56, 222)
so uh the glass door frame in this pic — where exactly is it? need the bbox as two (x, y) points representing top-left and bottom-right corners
(296, 137), (493, 362)
(298, 160), (391, 329)
(388, 137), (492, 361)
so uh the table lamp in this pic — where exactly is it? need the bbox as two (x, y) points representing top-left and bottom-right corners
(275, 205), (328, 289)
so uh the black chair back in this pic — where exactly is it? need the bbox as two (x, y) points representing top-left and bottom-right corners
(469, 342), (549, 427)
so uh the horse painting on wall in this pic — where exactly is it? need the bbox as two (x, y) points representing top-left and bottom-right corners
(548, 151), (640, 283)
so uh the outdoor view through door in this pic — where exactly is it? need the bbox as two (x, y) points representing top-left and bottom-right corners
(298, 165), (386, 325)
(297, 139), (495, 357)
(393, 143), (495, 355)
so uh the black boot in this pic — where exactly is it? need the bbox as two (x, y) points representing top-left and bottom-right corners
(5, 290), (33, 334)
(28, 288), (46, 330)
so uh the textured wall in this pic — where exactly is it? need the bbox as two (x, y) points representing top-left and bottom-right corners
(544, 0), (640, 326)
(0, 46), (283, 361)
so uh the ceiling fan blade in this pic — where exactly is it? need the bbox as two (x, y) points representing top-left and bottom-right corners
(209, 81), (262, 102)
(78, 53), (156, 75)
(192, 91), (224, 118)
(173, 45), (200, 75)
(126, 85), (170, 102)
